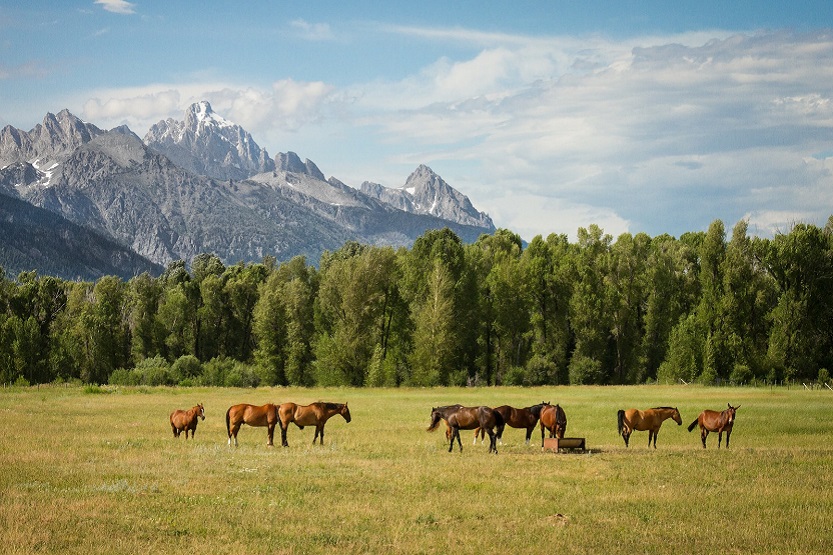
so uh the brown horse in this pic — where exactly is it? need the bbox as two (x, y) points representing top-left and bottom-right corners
(278, 402), (351, 446)
(473, 402), (550, 445)
(539, 403), (567, 447)
(428, 405), (504, 454)
(688, 404), (739, 448)
(617, 406), (682, 448)
(226, 403), (280, 447)
(170, 403), (204, 439)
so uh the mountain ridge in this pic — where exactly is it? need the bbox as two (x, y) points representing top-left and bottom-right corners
(0, 103), (496, 278)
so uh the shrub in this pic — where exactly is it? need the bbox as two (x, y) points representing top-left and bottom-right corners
(171, 355), (202, 385)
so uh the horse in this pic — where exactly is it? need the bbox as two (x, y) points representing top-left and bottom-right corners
(226, 403), (280, 447)
(169, 403), (205, 439)
(278, 402), (351, 446)
(688, 404), (739, 448)
(473, 402), (550, 445)
(617, 406), (682, 448)
(539, 404), (567, 448)
(427, 405), (504, 454)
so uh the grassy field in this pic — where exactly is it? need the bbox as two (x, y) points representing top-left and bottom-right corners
(1, 384), (832, 554)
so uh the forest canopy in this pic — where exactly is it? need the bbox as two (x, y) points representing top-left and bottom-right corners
(2, 217), (832, 387)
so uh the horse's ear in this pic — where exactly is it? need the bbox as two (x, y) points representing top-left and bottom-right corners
(728, 403), (732, 409)
(735, 404), (740, 410)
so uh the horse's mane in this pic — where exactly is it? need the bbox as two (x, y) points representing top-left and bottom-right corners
(652, 406), (676, 411)
(323, 402), (343, 410)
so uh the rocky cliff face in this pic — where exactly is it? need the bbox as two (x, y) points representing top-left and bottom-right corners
(144, 101), (275, 181)
(361, 165), (494, 229)
(1, 105), (497, 273)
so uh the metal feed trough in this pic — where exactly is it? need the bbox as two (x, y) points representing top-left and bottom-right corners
(543, 437), (586, 453)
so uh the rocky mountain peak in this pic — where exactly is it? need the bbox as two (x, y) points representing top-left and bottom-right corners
(361, 165), (495, 230)
(144, 101), (275, 181)
(275, 151), (326, 181)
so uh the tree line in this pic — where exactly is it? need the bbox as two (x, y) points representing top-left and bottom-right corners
(2, 218), (832, 387)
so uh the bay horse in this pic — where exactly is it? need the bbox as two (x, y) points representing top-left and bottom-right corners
(278, 402), (351, 447)
(169, 403), (204, 439)
(473, 402), (550, 445)
(617, 406), (682, 448)
(226, 403), (280, 447)
(427, 405), (504, 454)
(688, 404), (739, 448)
(539, 404), (567, 448)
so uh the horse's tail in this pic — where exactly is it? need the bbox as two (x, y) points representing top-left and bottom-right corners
(225, 407), (231, 438)
(427, 411), (441, 432)
(617, 409), (625, 436)
(493, 408), (505, 429)
(687, 417), (699, 432)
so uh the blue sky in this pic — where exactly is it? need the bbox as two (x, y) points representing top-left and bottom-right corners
(2, 1), (832, 240)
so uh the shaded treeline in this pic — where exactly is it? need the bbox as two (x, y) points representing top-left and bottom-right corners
(2, 218), (832, 387)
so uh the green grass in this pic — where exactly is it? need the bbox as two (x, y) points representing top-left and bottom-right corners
(1, 384), (832, 554)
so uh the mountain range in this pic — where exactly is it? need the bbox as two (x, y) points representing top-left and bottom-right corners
(0, 101), (495, 280)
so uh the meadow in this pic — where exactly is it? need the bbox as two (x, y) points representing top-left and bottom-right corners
(1, 384), (832, 554)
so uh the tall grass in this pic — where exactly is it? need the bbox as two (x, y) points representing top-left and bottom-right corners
(1, 385), (831, 554)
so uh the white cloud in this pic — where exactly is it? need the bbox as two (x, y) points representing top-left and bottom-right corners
(94, 0), (136, 15)
(344, 30), (833, 238)
(290, 19), (334, 41)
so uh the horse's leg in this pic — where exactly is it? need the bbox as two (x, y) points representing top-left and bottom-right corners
(726, 429), (731, 448)
(472, 427), (479, 445)
(487, 428), (497, 454)
(280, 423), (289, 447)
(229, 423), (241, 447)
(525, 426), (533, 445)
(718, 431), (723, 449)
(318, 425), (325, 445)
(267, 424), (275, 447)
(700, 427), (708, 449)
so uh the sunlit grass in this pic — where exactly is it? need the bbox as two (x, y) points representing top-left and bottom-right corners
(1, 384), (832, 553)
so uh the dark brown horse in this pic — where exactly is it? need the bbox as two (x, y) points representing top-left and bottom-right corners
(617, 406), (682, 448)
(688, 404), (739, 448)
(428, 405), (504, 454)
(226, 403), (280, 447)
(473, 402), (550, 445)
(539, 403), (567, 447)
(278, 402), (351, 446)
(170, 403), (204, 439)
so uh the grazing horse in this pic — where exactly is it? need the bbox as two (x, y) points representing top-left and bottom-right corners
(428, 405), (504, 454)
(226, 403), (280, 447)
(278, 402), (351, 446)
(170, 403), (205, 439)
(688, 404), (739, 448)
(473, 402), (550, 445)
(539, 403), (568, 447)
(617, 406), (682, 448)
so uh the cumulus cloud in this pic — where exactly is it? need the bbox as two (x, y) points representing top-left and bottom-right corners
(94, 0), (136, 15)
(348, 30), (833, 238)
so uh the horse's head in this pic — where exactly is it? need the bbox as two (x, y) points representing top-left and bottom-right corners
(197, 403), (205, 420)
(554, 404), (567, 439)
(340, 402), (351, 423)
(672, 407), (682, 425)
(726, 404), (739, 424)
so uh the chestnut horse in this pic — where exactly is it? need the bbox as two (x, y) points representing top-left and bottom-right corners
(427, 405), (504, 454)
(688, 404), (739, 448)
(278, 402), (351, 446)
(170, 403), (205, 439)
(473, 402), (550, 445)
(539, 403), (567, 447)
(617, 406), (682, 448)
(226, 403), (280, 447)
